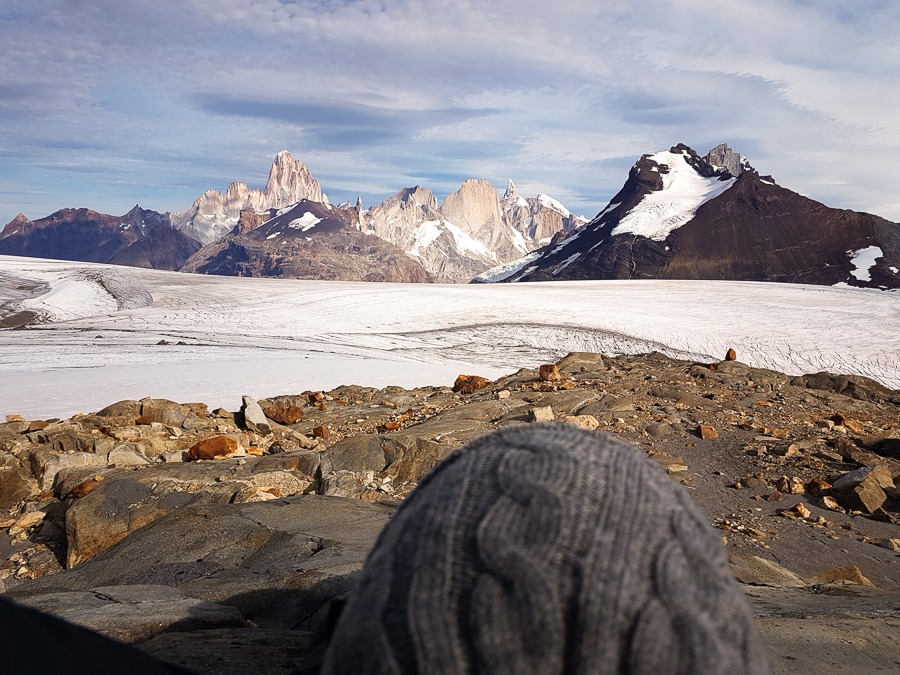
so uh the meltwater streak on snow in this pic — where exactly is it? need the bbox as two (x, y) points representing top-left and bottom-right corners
(1, 256), (899, 418)
(611, 152), (736, 241)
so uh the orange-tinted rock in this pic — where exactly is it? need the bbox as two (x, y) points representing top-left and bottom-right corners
(315, 402), (328, 411)
(381, 421), (400, 432)
(313, 425), (330, 439)
(28, 420), (49, 432)
(452, 375), (492, 394)
(263, 405), (304, 425)
(539, 364), (562, 382)
(725, 348), (737, 361)
(814, 565), (873, 586)
(308, 392), (324, 403)
(246, 446), (264, 457)
(70, 477), (104, 499)
(806, 479), (832, 495)
(187, 436), (240, 461)
(830, 413), (863, 434)
(698, 425), (719, 439)
(135, 415), (154, 425)
(5, 414), (24, 423)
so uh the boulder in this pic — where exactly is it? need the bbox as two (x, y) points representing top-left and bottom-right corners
(529, 406), (554, 422)
(452, 375), (492, 394)
(263, 406), (304, 425)
(539, 364), (561, 382)
(187, 436), (242, 461)
(843, 479), (887, 514)
(140, 399), (190, 428)
(241, 396), (271, 435)
(0, 467), (37, 509)
(30, 449), (107, 490)
(107, 444), (151, 467)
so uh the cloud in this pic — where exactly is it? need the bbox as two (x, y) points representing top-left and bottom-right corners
(1, 0), (899, 225)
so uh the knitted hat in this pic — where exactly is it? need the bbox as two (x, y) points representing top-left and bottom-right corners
(316, 423), (771, 674)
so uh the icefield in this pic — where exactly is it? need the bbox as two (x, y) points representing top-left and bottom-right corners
(1, 255), (898, 419)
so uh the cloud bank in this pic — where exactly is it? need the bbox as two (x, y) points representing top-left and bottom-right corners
(1, 0), (898, 225)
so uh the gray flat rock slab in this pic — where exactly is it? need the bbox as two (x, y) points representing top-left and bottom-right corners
(15, 585), (245, 643)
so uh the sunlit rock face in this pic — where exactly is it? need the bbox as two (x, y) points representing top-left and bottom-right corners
(361, 179), (584, 283)
(171, 151), (324, 245)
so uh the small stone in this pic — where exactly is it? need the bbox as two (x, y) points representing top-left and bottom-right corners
(381, 421), (400, 432)
(698, 425), (718, 439)
(497, 390), (510, 399)
(781, 503), (811, 519)
(539, 364), (562, 382)
(725, 348), (737, 361)
(816, 419), (835, 429)
(529, 406), (554, 422)
(5, 414), (25, 422)
(805, 479), (832, 495)
(818, 496), (846, 513)
(766, 491), (783, 502)
(564, 415), (599, 431)
(308, 392), (324, 402)
(312, 425), (330, 439)
(8, 511), (45, 536)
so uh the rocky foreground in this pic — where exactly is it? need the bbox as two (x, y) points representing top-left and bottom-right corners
(1, 352), (899, 674)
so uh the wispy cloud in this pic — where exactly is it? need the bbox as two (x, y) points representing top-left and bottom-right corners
(1, 0), (898, 223)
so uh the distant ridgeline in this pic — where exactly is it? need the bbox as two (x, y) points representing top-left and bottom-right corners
(2, 146), (898, 288)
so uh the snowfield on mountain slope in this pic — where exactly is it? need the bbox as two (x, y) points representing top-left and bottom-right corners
(0, 255), (898, 418)
(611, 151), (736, 240)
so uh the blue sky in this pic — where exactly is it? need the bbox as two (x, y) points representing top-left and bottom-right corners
(2, 0), (899, 226)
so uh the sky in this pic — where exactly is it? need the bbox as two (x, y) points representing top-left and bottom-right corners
(1, 0), (899, 227)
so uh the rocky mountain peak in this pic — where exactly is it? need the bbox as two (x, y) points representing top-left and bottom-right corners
(170, 151), (325, 245)
(704, 143), (744, 177)
(263, 150), (323, 205)
(439, 179), (503, 235)
(503, 179), (518, 201)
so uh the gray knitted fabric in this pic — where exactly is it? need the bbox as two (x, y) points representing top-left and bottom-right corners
(318, 423), (771, 674)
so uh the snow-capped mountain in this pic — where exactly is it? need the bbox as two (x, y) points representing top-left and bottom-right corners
(170, 151), (324, 245)
(476, 143), (900, 289)
(361, 179), (586, 282)
(180, 199), (433, 283)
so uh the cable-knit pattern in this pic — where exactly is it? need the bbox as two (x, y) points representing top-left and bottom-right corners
(317, 424), (771, 675)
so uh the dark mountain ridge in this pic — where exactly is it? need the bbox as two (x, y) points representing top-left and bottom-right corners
(485, 144), (900, 289)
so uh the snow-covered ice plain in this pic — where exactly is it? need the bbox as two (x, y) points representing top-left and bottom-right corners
(1, 255), (898, 419)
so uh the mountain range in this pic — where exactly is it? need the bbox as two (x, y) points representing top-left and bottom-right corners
(476, 144), (900, 289)
(2, 145), (898, 289)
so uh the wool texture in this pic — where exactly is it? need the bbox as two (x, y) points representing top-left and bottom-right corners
(316, 423), (771, 675)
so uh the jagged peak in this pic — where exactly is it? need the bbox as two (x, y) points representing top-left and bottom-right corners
(503, 179), (518, 200)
